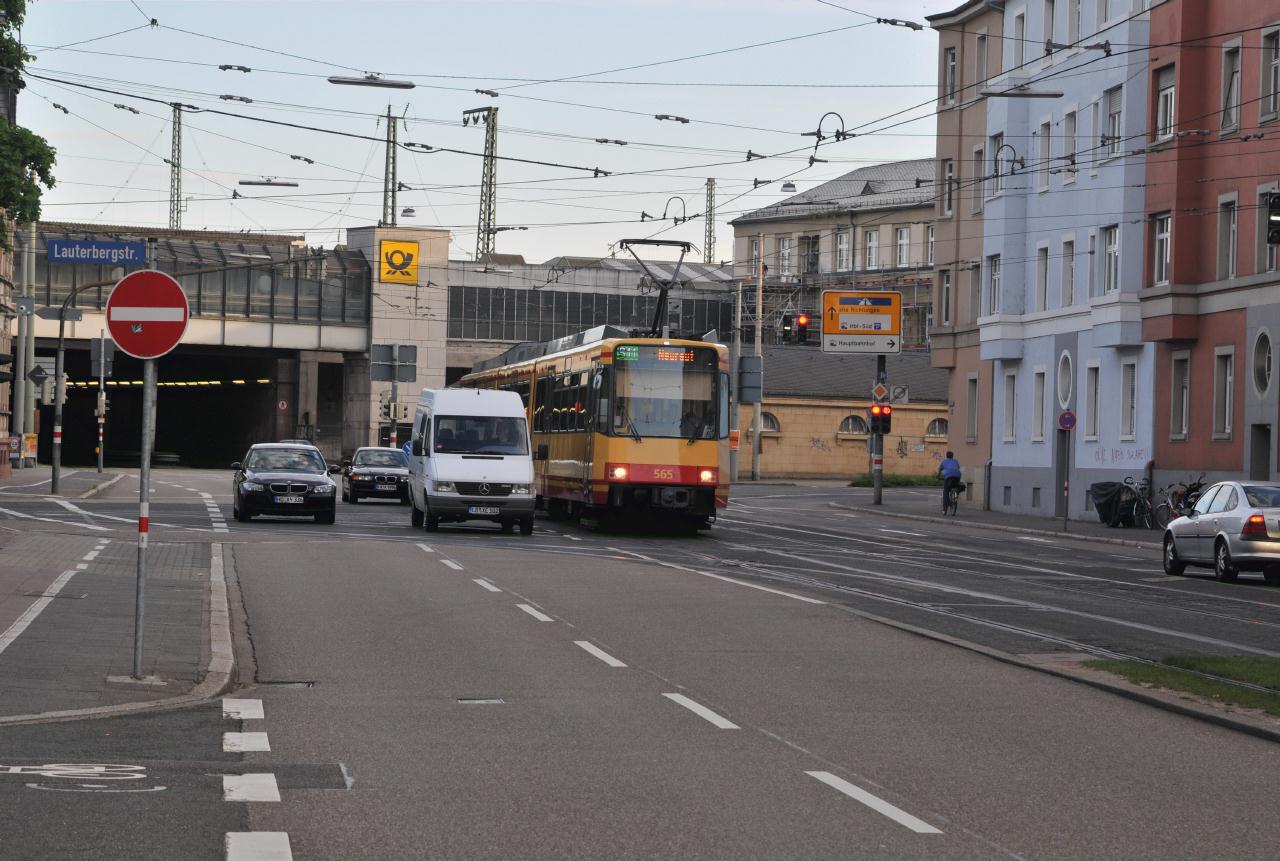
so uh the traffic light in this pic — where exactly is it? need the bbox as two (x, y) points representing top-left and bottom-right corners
(795, 313), (809, 345)
(1268, 192), (1280, 245)
(869, 403), (893, 434)
(379, 401), (392, 420)
(780, 314), (794, 343)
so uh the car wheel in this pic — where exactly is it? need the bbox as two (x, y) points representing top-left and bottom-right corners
(519, 516), (534, 536)
(316, 507), (336, 525)
(410, 501), (424, 527)
(1162, 534), (1186, 576)
(1213, 540), (1239, 583)
(349, 490), (359, 504)
(1264, 566), (1280, 586)
(341, 486), (349, 503)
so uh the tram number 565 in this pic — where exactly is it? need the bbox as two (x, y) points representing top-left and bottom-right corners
(653, 468), (675, 480)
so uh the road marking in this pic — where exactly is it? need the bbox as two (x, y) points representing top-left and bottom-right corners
(473, 578), (502, 593)
(878, 528), (927, 537)
(662, 693), (739, 729)
(805, 771), (942, 834)
(54, 499), (136, 524)
(223, 773), (280, 802)
(516, 603), (554, 622)
(610, 549), (826, 606)
(82, 550), (99, 561)
(416, 543), (433, 553)
(575, 641), (627, 667)
(1017, 536), (1054, 544)
(223, 698), (265, 720)
(441, 559), (464, 571)
(223, 732), (271, 753)
(225, 832), (293, 861)
(1141, 576), (1183, 582)
(565, 534), (582, 541)
(0, 507), (111, 531)
(0, 570), (80, 658)
(74, 563), (88, 571)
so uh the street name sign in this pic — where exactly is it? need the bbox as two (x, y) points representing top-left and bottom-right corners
(106, 270), (190, 360)
(48, 239), (147, 266)
(821, 290), (903, 354)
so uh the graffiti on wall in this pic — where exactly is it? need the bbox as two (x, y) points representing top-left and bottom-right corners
(1092, 447), (1150, 465)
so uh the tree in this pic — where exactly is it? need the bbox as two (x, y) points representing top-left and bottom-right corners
(0, 0), (55, 251)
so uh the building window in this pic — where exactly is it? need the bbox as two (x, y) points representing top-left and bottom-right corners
(944, 47), (957, 105)
(927, 225), (935, 265)
(942, 160), (955, 215)
(865, 230), (879, 269)
(1062, 240), (1075, 305)
(1068, 0), (1081, 44)
(1254, 331), (1272, 397)
(1013, 13), (1025, 67)
(1090, 101), (1101, 168)
(1038, 121), (1051, 191)
(926, 418), (949, 437)
(1155, 66), (1175, 140)
(895, 227), (910, 267)
(1153, 213), (1171, 285)
(1044, 0), (1056, 48)
(975, 34), (987, 86)
(1264, 31), (1280, 120)
(1219, 200), (1237, 279)
(990, 133), (1005, 195)
(1063, 111), (1077, 175)
(1120, 360), (1137, 440)
(1105, 86), (1123, 157)
(939, 270), (952, 325)
(1102, 225), (1119, 293)
(779, 237), (792, 276)
(1098, 0), (1111, 26)
(1087, 232), (1097, 296)
(972, 146), (985, 211)
(966, 375), (979, 441)
(987, 254), (1001, 315)
(1261, 190), (1279, 273)
(836, 232), (850, 271)
(839, 414), (869, 434)
(1057, 351), (1073, 408)
(1036, 246), (1050, 311)
(761, 412), (780, 433)
(1003, 371), (1017, 442)
(1033, 370), (1046, 441)
(1085, 365), (1100, 438)
(1170, 353), (1190, 439)
(749, 238), (760, 273)
(1213, 349), (1235, 438)
(1222, 46), (1242, 130)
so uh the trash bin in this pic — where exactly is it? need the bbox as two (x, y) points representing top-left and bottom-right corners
(1089, 481), (1135, 527)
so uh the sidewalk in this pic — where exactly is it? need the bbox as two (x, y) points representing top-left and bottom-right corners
(0, 464), (123, 499)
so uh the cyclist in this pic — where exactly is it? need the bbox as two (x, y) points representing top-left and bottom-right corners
(938, 451), (962, 513)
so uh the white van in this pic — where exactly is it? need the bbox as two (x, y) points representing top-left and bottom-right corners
(407, 388), (536, 535)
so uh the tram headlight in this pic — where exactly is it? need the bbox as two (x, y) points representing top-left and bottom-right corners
(610, 466), (628, 480)
(699, 469), (717, 484)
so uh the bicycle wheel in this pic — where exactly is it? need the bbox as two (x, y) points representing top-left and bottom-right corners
(1136, 502), (1154, 530)
(1153, 503), (1175, 529)
(946, 489), (958, 516)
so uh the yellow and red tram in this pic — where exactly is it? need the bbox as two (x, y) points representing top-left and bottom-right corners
(459, 327), (730, 528)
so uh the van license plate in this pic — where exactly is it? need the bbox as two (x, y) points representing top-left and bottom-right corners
(375, 484), (397, 491)
(467, 506), (500, 515)
(274, 495), (304, 504)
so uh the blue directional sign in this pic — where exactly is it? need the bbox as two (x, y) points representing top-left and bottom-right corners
(48, 239), (147, 266)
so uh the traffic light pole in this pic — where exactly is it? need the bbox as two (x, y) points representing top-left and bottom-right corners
(389, 375), (399, 448)
(872, 354), (886, 506)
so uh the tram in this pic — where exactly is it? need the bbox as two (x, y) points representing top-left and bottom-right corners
(459, 325), (731, 529)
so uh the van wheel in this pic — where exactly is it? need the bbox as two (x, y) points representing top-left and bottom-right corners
(425, 514), (440, 532)
(519, 517), (534, 536)
(500, 520), (514, 534)
(410, 502), (424, 527)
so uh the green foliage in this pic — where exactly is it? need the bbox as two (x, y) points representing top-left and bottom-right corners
(1085, 657), (1280, 717)
(0, 0), (56, 251)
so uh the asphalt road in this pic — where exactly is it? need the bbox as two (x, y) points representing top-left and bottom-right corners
(2, 471), (1279, 859)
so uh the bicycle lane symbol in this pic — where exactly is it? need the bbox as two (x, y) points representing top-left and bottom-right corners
(0, 763), (167, 793)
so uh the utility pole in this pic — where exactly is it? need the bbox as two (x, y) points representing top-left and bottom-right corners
(729, 275), (742, 481)
(751, 231), (764, 481)
(169, 103), (182, 230)
(11, 227), (28, 469)
(704, 178), (716, 264)
(22, 222), (35, 464)
(464, 106), (498, 260)
(381, 105), (398, 227)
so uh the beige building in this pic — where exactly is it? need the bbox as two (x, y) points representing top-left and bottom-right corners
(739, 346), (950, 479)
(730, 159), (936, 348)
(926, 0), (1003, 507)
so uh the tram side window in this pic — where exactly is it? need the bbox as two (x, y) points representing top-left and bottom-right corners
(719, 372), (730, 439)
(534, 376), (549, 433)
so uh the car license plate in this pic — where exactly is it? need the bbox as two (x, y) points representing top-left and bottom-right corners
(274, 495), (304, 504)
(375, 484), (397, 491)
(467, 506), (500, 515)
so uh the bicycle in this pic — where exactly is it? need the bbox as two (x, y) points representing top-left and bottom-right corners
(1122, 476), (1154, 529)
(944, 480), (963, 516)
(1153, 472), (1206, 529)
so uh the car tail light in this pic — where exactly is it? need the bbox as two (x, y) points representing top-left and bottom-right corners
(1242, 513), (1268, 538)
(699, 468), (716, 483)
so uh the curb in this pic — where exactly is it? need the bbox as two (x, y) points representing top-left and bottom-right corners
(0, 542), (235, 726)
(827, 502), (1161, 550)
(78, 472), (125, 500)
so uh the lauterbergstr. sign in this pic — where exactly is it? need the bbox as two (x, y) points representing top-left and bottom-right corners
(48, 239), (147, 266)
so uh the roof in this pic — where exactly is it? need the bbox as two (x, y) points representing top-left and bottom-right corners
(731, 158), (935, 226)
(925, 0), (994, 26)
(481, 253), (526, 265)
(39, 220), (303, 245)
(761, 345), (948, 402)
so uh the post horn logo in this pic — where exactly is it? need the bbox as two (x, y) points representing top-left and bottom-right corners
(384, 248), (415, 278)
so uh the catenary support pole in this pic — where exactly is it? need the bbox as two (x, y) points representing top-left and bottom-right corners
(750, 232), (763, 482)
(22, 223), (36, 466)
(11, 230), (27, 469)
(728, 277), (741, 481)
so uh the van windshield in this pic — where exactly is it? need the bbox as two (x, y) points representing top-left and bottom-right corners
(434, 415), (529, 455)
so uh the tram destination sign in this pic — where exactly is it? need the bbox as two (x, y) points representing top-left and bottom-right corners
(820, 290), (903, 355)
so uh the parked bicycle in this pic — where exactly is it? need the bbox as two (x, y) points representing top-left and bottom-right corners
(1122, 475), (1154, 530)
(1153, 472), (1207, 529)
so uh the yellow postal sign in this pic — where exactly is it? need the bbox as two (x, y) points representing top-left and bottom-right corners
(379, 240), (419, 285)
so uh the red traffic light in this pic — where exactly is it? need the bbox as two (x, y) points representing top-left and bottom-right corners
(871, 404), (884, 415)
(797, 314), (809, 326)
(882, 405), (892, 415)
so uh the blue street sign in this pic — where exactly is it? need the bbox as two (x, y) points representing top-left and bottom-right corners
(48, 239), (147, 267)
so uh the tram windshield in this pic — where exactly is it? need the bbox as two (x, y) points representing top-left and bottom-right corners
(611, 345), (720, 440)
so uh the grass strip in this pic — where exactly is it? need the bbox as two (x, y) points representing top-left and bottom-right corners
(847, 474), (943, 488)
(1084, 656), (1280, 717)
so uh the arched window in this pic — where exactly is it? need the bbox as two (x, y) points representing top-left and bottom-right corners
(926, 418), (949, 437)
(761, 412), (780, 432)
(839, 414), (869, 434)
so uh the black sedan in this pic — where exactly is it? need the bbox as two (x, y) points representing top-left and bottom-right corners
(342, 447), (410, 504)
(232, 444), (339, 524)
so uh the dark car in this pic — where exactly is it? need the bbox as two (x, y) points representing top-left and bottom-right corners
(232, 444), (339, 524)
(342, 447), (410, 504)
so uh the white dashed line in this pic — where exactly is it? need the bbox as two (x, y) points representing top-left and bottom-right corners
(878, 528), (927, 537)
(565, 534), (582, 541)
(473, 578), (502, 593)
(805, 771), (942, 834)
(75, 563), (88, 571)
(416, 543), (434, 553)
(223, 773), (281, 802)
(223, 732), (271, 753)
(82, 550), (99, 561)
(225, 832), (293, 860)
(441, 559), (464, 571)
(222, 698), (265, 720)
(662, 693), (739, 729)
(575, 641), (627, 667)
(516, 603), (554, 622)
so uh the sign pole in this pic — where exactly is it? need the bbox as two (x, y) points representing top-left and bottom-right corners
(873, 353), (886, 506)
(97, 331), (106, 473)
(51, 313), (68, 494)
(133, 357), (155, 679)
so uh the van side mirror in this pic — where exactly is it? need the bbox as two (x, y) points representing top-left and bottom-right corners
(411, 438), (424, 457)
(535, 443), (549, 461)
(230, 462), (241, 470)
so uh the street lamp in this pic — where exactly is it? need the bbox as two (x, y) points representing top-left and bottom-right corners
(328, 74), (415, 90)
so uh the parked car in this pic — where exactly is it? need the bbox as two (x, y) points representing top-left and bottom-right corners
(231, 443), (339, 524)
(1163, 480), (1280, 584)
(342, 447), (410, 504)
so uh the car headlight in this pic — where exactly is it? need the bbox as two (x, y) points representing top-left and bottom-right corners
(311, 484), (335, 495)
(241, 481), (264, 492)
(511, 484), (531, 495)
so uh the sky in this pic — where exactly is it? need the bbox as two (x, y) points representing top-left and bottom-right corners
(20, 0), (943, 263)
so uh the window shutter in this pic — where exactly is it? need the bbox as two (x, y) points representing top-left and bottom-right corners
(1157, 66), (1173, 90)
(1107, 86), (1122, 115)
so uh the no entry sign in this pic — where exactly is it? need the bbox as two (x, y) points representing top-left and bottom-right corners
(106, 270), (190, 360)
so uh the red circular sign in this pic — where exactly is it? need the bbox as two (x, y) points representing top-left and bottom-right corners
(106, 269), (190, 360)
(1058, 410), (1077, 431)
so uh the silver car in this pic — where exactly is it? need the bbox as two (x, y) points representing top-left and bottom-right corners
(1163, 481), (1280, 584)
